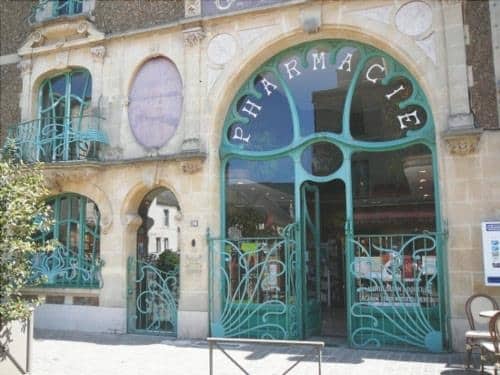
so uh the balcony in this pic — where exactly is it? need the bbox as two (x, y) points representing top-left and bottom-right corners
(6, 115), (108, 163)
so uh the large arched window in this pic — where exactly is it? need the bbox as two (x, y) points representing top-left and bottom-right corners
(211, 40), (445, 352)
(32, 193), (103, 288)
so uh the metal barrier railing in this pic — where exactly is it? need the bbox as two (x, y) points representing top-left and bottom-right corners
(207, 337), (324, 375)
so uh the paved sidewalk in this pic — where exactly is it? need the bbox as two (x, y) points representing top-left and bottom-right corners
(31, 330), (490, 375)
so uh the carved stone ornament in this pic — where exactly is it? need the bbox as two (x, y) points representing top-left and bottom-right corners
(17, 59), (32, 75)
(30, 30), (46, 47)
(180, 159), (203, 174)
(90, 45), (106, 61)
(442, 128), (483, 156)
(77, 22), (89, 35)
(185, 0), (201, 17)
(183, 26), (206, 47)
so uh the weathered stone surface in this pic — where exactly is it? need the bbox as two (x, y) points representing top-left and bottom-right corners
(464, 0), (499, 129)
(0, 1), (36, 55)
(0, 64), (22, 144)
(94, 0), (183, 35)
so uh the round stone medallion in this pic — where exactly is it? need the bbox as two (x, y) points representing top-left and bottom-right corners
(207, 33), (237, 65)
(395, 1), (433, 37)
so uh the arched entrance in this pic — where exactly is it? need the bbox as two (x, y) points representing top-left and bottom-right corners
(209, 39), (447, 352)
(127, 187), (180, 336)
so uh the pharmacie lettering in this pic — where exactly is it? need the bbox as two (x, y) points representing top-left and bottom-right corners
(232, 54), (417, 145)
(259, 77), (278, 96)
(283, 58), (301, 80)
(365, 63), (385, 83)
(337, 52), (353, 72)
(232, 126), (251, 143)
(240, 99), (262, 118)
(312, 52), (326, 71)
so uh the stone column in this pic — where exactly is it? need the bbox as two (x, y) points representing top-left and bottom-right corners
(18, 59), (32, 121)
(181, 24), (205, 153)
(441, 1), (482, 155)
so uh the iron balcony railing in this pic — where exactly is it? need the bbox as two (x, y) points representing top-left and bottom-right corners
(7, 115), (108, 163)
(29, 244), (104, 288)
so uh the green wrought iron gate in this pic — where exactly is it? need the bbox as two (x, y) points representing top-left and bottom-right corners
(208, 224), (300, 339)
(346, 231), (445, 351)
(127, 257), (178, 335)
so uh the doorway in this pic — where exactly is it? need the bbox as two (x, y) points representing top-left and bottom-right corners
(302, 180), (346, 340)
(127, 187), (181, 336)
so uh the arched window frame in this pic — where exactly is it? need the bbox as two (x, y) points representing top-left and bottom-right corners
(32, 193), (103, 288)
(216, 39), (447, 351)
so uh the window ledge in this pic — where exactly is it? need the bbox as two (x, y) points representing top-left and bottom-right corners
(22, 287), (101, 295)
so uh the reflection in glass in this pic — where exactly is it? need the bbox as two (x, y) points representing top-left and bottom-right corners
(229, 72), (293, 151)
(279, 47), (360, 137)
(37, 194), (100, 259)
(301, 141), (343, 176)
(350, 58), (426, 141)
(226, 157), (295, 237)
(352, 144), (435, 234)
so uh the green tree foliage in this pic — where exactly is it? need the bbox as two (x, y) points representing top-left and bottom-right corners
(0, 145), (50, 328)
(157, 249), (179, 273)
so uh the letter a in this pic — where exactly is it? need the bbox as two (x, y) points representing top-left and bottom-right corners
(260, 78), (278, 96)
(337, 53), (353, 72)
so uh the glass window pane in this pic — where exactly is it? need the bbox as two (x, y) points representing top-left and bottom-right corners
(350, 58), (426, 141)
(352, 144), (435, 234)
(228, 71), (293, 151)
(226, 157), (295, 237)
(278, 46), (360, 137)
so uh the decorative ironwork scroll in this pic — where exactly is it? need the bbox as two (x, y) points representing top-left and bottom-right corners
(30, 244), (103, 288)
(209, 224), (299, 340)
(127, 257), (179, 335)
(349, 233), (443, 352)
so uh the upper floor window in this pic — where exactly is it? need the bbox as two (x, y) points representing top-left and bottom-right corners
(30, 0), (91, 24)
(7, 68), (108, 163)
(53, 0), (83, 16)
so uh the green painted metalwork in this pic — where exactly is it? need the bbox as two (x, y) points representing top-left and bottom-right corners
(127, 257), (178, 336)
(6, 69), (108, 163)
(208, 224), (300, 339)
(214, 39), (448, 351)
(52, 0), (83, 16)
(31, 193), (103, 288)
(301, 183), (321, 337)
(349, 233), (443, 351)
(30, 244), (103, 288)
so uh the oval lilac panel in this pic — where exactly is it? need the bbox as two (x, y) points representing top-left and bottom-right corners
(128, 57), (183, 148)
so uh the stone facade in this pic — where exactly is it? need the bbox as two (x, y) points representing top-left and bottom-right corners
(0, 0), (499, 353)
